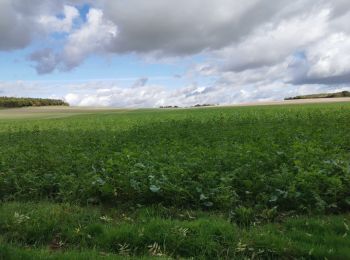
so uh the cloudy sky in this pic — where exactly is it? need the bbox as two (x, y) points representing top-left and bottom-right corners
(1, 0), (350, 107)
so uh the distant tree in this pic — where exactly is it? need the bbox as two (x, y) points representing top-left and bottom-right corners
(0, 97), (69, 108)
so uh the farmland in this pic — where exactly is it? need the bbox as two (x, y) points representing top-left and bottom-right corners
(0, 102), (350, 259)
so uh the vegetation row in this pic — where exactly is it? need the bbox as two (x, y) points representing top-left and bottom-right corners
(0, 96), (69, 108)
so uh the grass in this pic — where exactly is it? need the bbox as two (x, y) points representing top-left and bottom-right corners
(0, 102), (350, 258)
(0, 202), (349, 259)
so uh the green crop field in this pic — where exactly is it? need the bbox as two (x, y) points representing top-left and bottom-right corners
(0, 103), (350, 259)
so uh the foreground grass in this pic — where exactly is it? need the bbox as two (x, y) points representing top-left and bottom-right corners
(0, 245), (128, 260)
(0, 202), (349, 259)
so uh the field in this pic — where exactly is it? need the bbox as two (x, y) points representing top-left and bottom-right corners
(1, 102), (350, 259)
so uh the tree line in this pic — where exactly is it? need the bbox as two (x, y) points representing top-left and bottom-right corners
(0, 97), (69, 108)
(285, 91), (350, 100)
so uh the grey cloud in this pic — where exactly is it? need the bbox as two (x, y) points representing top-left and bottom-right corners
(0, 0), (79, 51)
(11, 0), (89, 16)
(132, 77), (149, 88)
(0, 0), (93, 51)
(101, 0), (350, 59)
(29, 49), (59, 75)
(0, 0), (33, 50)
(287, 52), (350, 85)
(328, 0), (350, 17)
(103, 0), (292, 56)
(299, 75), (350, 85)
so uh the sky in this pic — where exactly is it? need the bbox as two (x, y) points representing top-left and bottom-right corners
(1, 0), (350, 107)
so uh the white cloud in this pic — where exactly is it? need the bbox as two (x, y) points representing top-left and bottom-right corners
(63, 80), (350, 108)
(1, 76), (350, 108)
(286, 33), (350, 85)
(30, 7), (118, 73)
(216, 9), (330, 72)
(38, 5), (79, 33)
(305, 33), (350, 82)
(62, 8), (117, 69)
(65, 84), (166, 107)
(64, 93), (81, 104)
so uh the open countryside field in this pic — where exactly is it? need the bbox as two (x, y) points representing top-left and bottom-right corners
(1, 102), (350, 259)
(0, 106), (130, 120)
